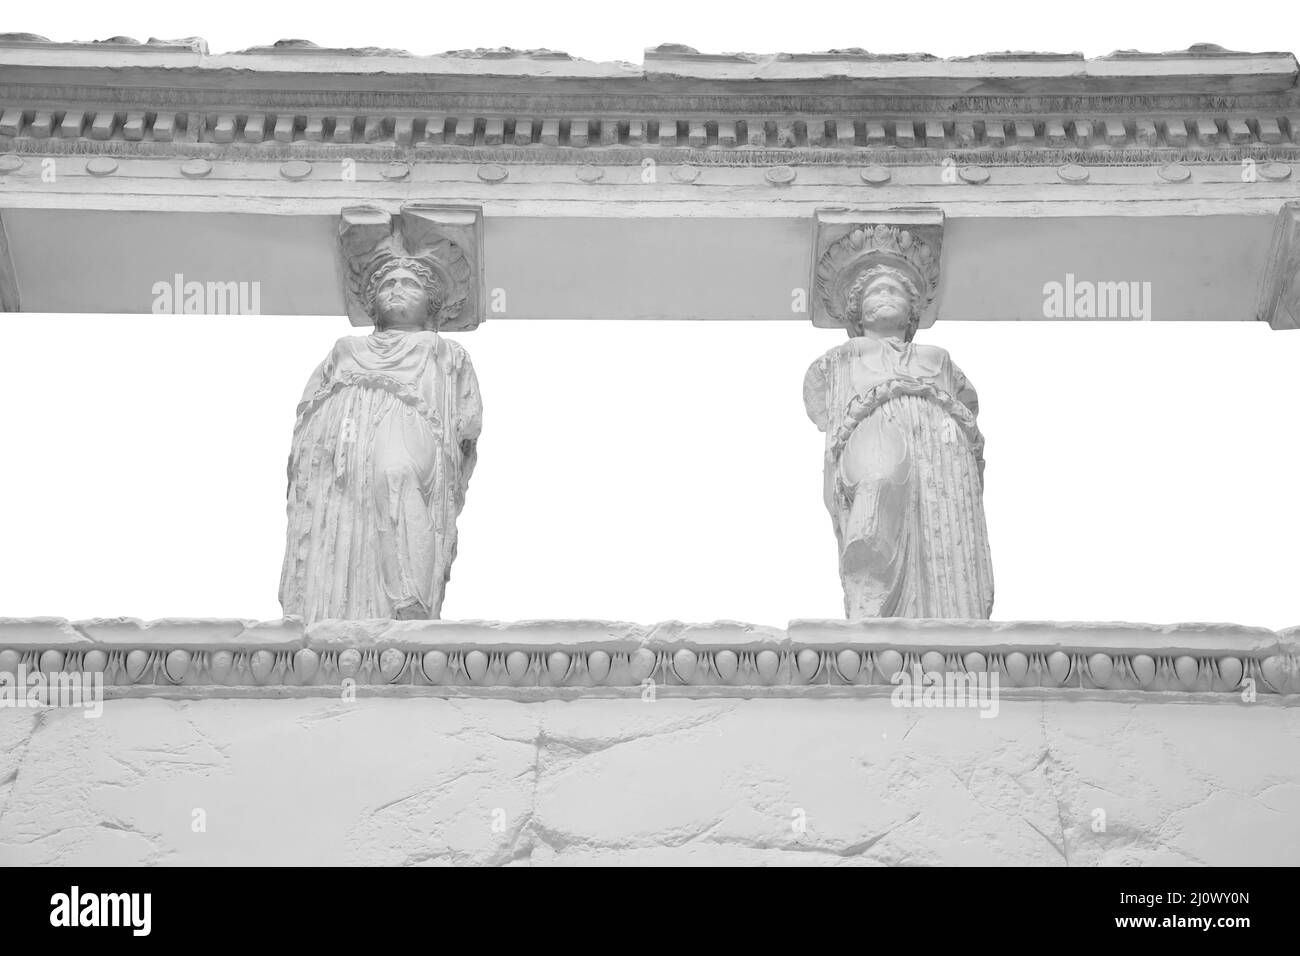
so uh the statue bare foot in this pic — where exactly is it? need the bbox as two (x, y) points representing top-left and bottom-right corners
(393, 599), (430, 621)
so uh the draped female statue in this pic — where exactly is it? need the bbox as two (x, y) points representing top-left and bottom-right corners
(280, 211), (482, 624)
(804, 224), (993, 619)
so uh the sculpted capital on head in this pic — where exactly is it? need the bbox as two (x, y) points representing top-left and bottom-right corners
(813, 218), (942, 339)
(339, 204), (484, 332)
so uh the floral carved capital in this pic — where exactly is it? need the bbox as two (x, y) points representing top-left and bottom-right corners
(810, 208), (945, 331)
(339, 203), (484, 330)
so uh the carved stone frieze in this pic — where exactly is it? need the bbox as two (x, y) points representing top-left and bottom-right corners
(0, 110), (1295, 160)
(1, 618), (1296, 695)
(1, 38), (1296, 165)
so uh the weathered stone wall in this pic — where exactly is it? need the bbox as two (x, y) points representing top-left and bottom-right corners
(2, 694), (1297, 866)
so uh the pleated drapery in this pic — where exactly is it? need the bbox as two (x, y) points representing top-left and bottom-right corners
(280, 331), (481, 624)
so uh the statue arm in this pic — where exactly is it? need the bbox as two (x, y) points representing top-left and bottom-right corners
(294, 345), (339, 419)
(953, 365), (980, 419)
(802, 355), (832, 432)
(453, 345), (483, 485)
(285, 346), (342, 485)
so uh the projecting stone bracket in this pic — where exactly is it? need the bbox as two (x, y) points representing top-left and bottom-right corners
(810, 208), (945, 330)
(339, 203), (485, 330)
(2, 617), (1298, 697)
(1258, 200), (1300, 330)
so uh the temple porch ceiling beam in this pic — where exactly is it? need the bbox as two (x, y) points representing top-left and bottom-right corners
(0, 202), (1279, 323)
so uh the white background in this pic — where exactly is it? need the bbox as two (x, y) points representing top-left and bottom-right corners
(1, 2), (1298, 628)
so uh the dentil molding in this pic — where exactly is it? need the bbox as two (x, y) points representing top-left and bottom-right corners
(1, 38), (1298, 166)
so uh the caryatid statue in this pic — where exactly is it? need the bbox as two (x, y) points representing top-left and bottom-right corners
(280, 205), (484, 624)
(803, 216), (993, 619)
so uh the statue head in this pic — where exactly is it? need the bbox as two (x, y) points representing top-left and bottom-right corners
(364, 257), (444, 331)
(845, 265), (924, 341)
(816, 223), (941, 341)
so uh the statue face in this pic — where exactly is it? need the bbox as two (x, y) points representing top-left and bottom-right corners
(857, 273), (915, 337)
(373, 266), (432, 331)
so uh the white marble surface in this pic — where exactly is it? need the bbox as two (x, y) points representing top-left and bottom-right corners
(1, 694), (1296, 865)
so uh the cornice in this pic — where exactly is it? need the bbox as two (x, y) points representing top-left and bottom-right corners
(1, 38), (1295, 93)
(2, 617), (1296, 698)
(5, 86), (1298, 112)
(1, 39), (1297, 165)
